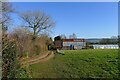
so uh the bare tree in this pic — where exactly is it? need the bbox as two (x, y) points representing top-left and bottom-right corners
(111, 36), (118, 39)
(1, 2), (14, 31)
(19, 11), (55, 39)
(60, 34), (67, 39)
(69, 33), (77, 39)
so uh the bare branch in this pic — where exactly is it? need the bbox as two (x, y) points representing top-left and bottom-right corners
(19, 11), (55, 37)
(2, 2), (14, 31)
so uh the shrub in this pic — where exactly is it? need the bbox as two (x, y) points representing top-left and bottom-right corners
(9, 28), (34, 57)
(2, 34), (20, 78)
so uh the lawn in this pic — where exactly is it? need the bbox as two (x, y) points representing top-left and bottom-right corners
(18, 49), (119, 78)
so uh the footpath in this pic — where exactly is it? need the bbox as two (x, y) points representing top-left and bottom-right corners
(20, 51), (54, 67)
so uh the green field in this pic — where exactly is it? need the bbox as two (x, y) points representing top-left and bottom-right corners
(18, 49), (119, 78)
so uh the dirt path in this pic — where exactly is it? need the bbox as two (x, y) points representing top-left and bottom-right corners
(20, 51), (49, 62)
(20, 51), (54, 67)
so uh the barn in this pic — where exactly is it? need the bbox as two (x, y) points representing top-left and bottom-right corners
(54, 39), (86, 50)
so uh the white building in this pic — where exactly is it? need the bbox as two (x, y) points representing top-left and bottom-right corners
(92, 45), (119, 49)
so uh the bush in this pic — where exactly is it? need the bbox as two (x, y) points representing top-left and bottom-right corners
(9, 28), (34, 57)
(2, 34), (20, 78)
(9, 28), (53, 57)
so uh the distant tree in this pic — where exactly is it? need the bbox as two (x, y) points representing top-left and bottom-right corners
(19, 11), (55, 39)
(99, 38), (112, 44)
(54, 36), (61, 41)
(69, 33), (77, 39)
(111, 36), (118, 39)
(60, 34), (66, 39)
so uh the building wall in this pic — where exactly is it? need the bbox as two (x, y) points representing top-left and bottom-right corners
(54, 40), (62, 49)
(55, 39), (86, 50)
(62, 41), (86, 49)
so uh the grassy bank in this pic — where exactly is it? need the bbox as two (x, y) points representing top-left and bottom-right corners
(19, 49), (119, 78)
